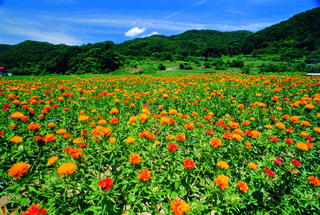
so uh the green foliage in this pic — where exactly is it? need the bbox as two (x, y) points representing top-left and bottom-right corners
(158, 63), (166, 71)
(0, 41), (124, 75)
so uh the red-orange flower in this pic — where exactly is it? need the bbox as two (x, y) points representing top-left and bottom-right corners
(44, 134), (56, 142)
(99, 178), (113, 191)
(168, 143), (178, 152)
(308, 176), (320, 186)
(237, 181), (249, 192)
(138, 168), (151, 181)
(65, 147), (83, 159)
(183, 158), (195, 170)
(209, 137), (222, 148)
(176, 133), (186, 142)
(22, 204), (47, 215)
(171, 200), (190, 215)
(8, 162), (30, 180)
(129, 153), (142, 165)
(214, 175), (229, 190)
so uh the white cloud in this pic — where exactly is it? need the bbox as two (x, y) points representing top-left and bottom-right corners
(140, 31), (159, 38)
(124, 27), (146, 37)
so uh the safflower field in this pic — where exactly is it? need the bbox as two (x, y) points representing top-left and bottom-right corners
(1, 72), (320, 214)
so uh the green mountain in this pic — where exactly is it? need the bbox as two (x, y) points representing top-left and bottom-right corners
(243, 7), (320, 60)
(0, 44), (14, 55)
(114, 30), (252, 58)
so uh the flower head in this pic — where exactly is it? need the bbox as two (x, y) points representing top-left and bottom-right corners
(168, 143), (178, 152)
(214, 175), (229, 190)
(171, 200), (190, 215)
(22, 204), (47, 215)
(99, 178), (113, 191)
(264, 168), (275, 177)
(57, 162), (77, 177)
(130, 153), (142, 165)
(217, 161), (229, 170)
(8, 162), (30, 180)
(237, 181), (249, 192)
(47, 156), (58, 166)
(11, 136), (23, 143)
(183, 158), (195, 170)
(248, 162), (257, 170)
(138, 168), (151, 181)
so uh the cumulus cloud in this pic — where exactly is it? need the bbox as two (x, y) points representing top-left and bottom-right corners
(125, 27), (146, 37)
(140, 31), (159, 38)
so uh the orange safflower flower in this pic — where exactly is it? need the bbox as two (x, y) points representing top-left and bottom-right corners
(138, 168), (151, 181)
(305, 104), (315, 109)
(300, 121), (311, 126)
(8, 162), (30, 180)
(248, 162), (257, 169)
(308, 176), (320, 186)
(110, 118), (119, 124)
(109, 108), (119, 115)
(234, 129), (243, 136)
(290, 116), (299, 123)
(275, 122), (285, 129)
(98, 119), (107, 125)
(237, 181), (249, 192)
(222, 132), (233, 140)
(214, 175), (229, 190)
(22, 204), (47, 215)
(244, 142), (252, 149)
(127, 115), (138, 124)
(183, 159), (195, 170)
(284, 138), (293, 144)
(78, 115), (88, 121)
(282, 114), (289, 119)
(21, 116), (29, 122)
(210, 137), (222, 148)
(242, 120), (250, 126)
(300, 131), (309, 136)
(57, 162), (77, 177)
(28, 122), (41, 131)
(11, 136), (23, 143)
(238, 104), (244, 109)
(265, 124), (273, 129)
(129, 153), (142, 165)
(73, 138), (83, 144)
(232, 133), (242, 141)
(314, 127), (320, 133)
(171, 200), (190, 215)
(47, 156), (58, 166)
(109, 137), (116, 143)
(184, 123), (194, 130)
(296, 142), (309, 151)
(56, 128), (66, 135)
(65, 147), (83, 159)
(10, 112), (24, 119)
(176, 133), (186, 142)
(139, 113), (149, 123)
(44, 134), (56, 142)
(47, 122), (55, 128)
(126, 136), (135, 144)
(217, 161), (229, 170)
(160, 117), (170, 124)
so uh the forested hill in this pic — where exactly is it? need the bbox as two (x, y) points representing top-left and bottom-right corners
(114, 30), (252, 57)
(0, 44), (14, 54)
(242, 7), (320, 59)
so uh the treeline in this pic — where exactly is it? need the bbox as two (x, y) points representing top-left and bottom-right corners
(0, 7), (319, 75)
(0, 41), (124, 75)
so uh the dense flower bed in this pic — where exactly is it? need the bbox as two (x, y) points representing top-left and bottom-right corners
(1, 73), (320, 214)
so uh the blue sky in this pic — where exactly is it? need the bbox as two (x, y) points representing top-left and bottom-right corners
(0, 0), (319, 45)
